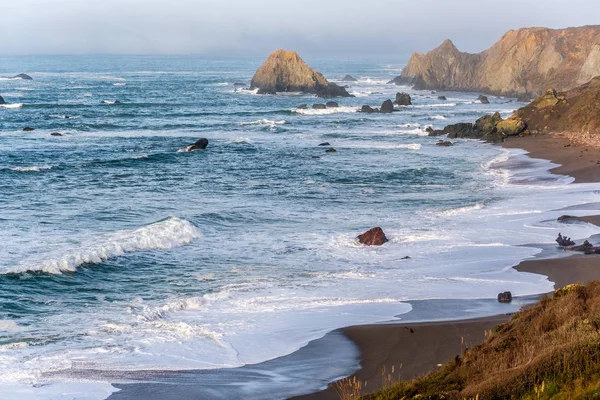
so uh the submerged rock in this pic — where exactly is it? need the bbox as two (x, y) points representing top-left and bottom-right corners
(318, 142), (331, 146)
(395, 92), (412, 106)
(325, 147), (337, 153)
(438, 96), (447, 101)
(357, 227), (388, 246)
(436, 140), (454, 147)
(326, 101), (339, 108)
(342, 74), (358, 82)
(233, 82), (246, 87)
(250, 50), (352, 98)
(380, 99), (394, 113)
(14, 73), (33, 80)
(0, 95), (4, 104)
(558, 215), (578, 222)
(312, 104), (326, 109)
(426, 127), (444, 136)
(478, 95), (490, 104)
(297, 104), (308, 109)
(50, 132), (63, 136)
(497, 292), (513, 303)
(23, 127), (35, 132)
(360, 105), (378, 113)
(180, 138), (209, 152)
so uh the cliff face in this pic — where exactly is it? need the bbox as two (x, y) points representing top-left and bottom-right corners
(250, 50), (351, 97)
(395, 25), (600, 96)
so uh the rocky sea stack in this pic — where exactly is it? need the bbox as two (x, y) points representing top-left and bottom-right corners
(250, 50), (352, 98)
(391, 25), (600, 96)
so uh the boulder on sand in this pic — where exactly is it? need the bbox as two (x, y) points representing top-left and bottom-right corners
(380, 99), (394, 113)
(250, 50), (352, 98)
(342, 75), (358, 82)
(357, 227), (388, 246)
(181, 138), (209, 152)
(395, 92), (412, 106)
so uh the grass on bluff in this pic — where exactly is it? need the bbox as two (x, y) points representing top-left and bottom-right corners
(341, 282), (600, 400)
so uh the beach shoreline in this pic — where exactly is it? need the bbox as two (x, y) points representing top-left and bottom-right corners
(294, 133), (600, 400)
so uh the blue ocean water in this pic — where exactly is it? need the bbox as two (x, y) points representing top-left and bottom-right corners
(1, 55), (600, 399)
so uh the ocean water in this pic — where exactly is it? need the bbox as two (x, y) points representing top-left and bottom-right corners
(2, 55), (600, 399)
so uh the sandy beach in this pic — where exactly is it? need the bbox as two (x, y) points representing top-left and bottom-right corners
(295, 133), (600, 400)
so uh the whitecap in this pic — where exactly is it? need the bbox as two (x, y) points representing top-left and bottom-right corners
(429, 115), (446, 120)
(0, 103), (23, 109)
(294, 106), (360, 115)
(113, 83), (126, 86)
(240, 119), (286, 126)
(6, 217), (202, 275)
(10, 165), (54, 172)
(439, 202), (485, 216)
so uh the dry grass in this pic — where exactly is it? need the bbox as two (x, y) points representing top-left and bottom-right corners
(361, 282), (600, 400)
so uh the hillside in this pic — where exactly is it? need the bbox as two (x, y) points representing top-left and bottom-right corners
(392, 25), (600, 96)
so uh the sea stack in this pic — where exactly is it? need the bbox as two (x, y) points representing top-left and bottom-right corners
(250, 50), (352, 98)
(0, 95), (5, 105)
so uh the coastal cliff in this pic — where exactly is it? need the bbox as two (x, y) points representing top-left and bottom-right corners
(393, 25), (600, 96)
(250, 50), (352, 97)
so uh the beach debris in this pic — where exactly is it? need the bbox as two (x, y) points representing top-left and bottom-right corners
(357, 227), (388, 246)
(180, 138), (209, 152)
(342, 74), (358, 82)
(478, 95), (490, 104)
(395, 92), (412, 106)
(404, 327), (415, 333)
(556, 233), (576, 247)
(318, 142), (330, 147)
(497, 291), (513, 303)
(380, 99), (394, 113)
(326, 101), (339, 108)
(325, 147), (337, 153)
(23, 127), (35, 132)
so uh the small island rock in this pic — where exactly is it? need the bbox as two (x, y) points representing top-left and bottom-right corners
(357, 227), (389, 246)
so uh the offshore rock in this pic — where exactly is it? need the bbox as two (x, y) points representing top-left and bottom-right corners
(297, 104), (308, 109)
(250, 50), (352, 98)
(0, 95), (4, 104)
(325, 147), (337, 153)
(312, 104), (326, 109)
(342, 75), (358, 82)
(181, 138), (209, 152)
(556, 233), (576, 247)
(357, 227), (388, 246)
(438, 96), (447, 100)
(395, 92), (412, 106)
(14, 73), (33, 80)
(23, 127), (35, 132)
(360, 105), (379, 113)
(478, 95), (490, 104)
(380, 99), (394, 113)
(497, 292), (513, 303)
(393, 25), (600, 96)
(436, 140), (454, 147)
(326, 101), (339, 108)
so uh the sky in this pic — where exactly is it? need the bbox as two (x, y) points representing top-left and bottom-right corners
(1, 0), (599, 57)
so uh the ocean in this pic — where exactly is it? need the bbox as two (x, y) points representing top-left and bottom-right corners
(1, 55), (600, 399)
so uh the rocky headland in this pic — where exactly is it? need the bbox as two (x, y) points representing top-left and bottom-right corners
(391, 25), (600, 97)
(250, 50), (352, 97)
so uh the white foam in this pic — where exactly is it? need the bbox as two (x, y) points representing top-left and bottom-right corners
(6, 217), (201, 275)
(430, 115), (446, 120)
(439, 202), (485, 216)
(0, 321), (25, 332)
(231, 137), (254, 144)
(412, 103), (457, 108)
(240, 119), (286, 126)
(101, 100), (118, 105)
(294, 106), (360, 115)
(112, 83), (126, 86)
(343, 143), (421, 150)
(10, 165), (54, 172)
(0, 104), (23, 109)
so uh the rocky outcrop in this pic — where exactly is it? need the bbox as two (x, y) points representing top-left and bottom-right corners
(23, 127), (35, 132)
(442, 112), (526, 143)
(357, 227), (388, 246)
(14, 73), (33, 80)
(360, 105), (379, 113)
(0, 95), (4, 105)
(395, 92), (412, 106)
(312, 104), (326, 109)
(478, 95), (490, 104)
(251, 50), (352, 97)
(342, 75), (358, 82)
(438, 96), (447, 101)
(511, 78), (600, 143)
(326, 101), (339, 108)
(436, 140), (454, 147)
(393, 25), (600, 96)
(497, 292), (513, 303)
(556, 233), (576, 247)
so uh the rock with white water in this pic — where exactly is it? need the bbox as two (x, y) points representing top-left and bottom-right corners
(478, 95), (490, 104)
(50, 132), (63, 136)
(342, 74), (358, 82)
(556, 233), (575, 247)
(250, 50), (352, 98)
(326, 101), (339, 108)
(497, 291), (513, 303)
(297, 104), (308, 109)
(325, 147), (337, 153)
(23, 127), (35, 132)
(180, 138), (209, 152)
(357, 227), (388, 246)
(312, 104), (326, 110)
(360, 105), (379, 113)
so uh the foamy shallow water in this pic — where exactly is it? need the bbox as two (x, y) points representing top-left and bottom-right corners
(2, 56), (600, 399)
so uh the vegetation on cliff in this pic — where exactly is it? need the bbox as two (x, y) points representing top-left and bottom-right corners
(393, 25), (600, 96)
(353, 282), (600, 400)
(250, 50), (352, 97)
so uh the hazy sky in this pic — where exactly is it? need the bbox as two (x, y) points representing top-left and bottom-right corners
(2, 0), (599, 56)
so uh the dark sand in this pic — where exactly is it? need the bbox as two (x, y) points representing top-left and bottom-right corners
(295, 133), (600, 400)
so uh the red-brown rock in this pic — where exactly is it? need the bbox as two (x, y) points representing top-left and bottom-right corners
(357, 227), (388, 246)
